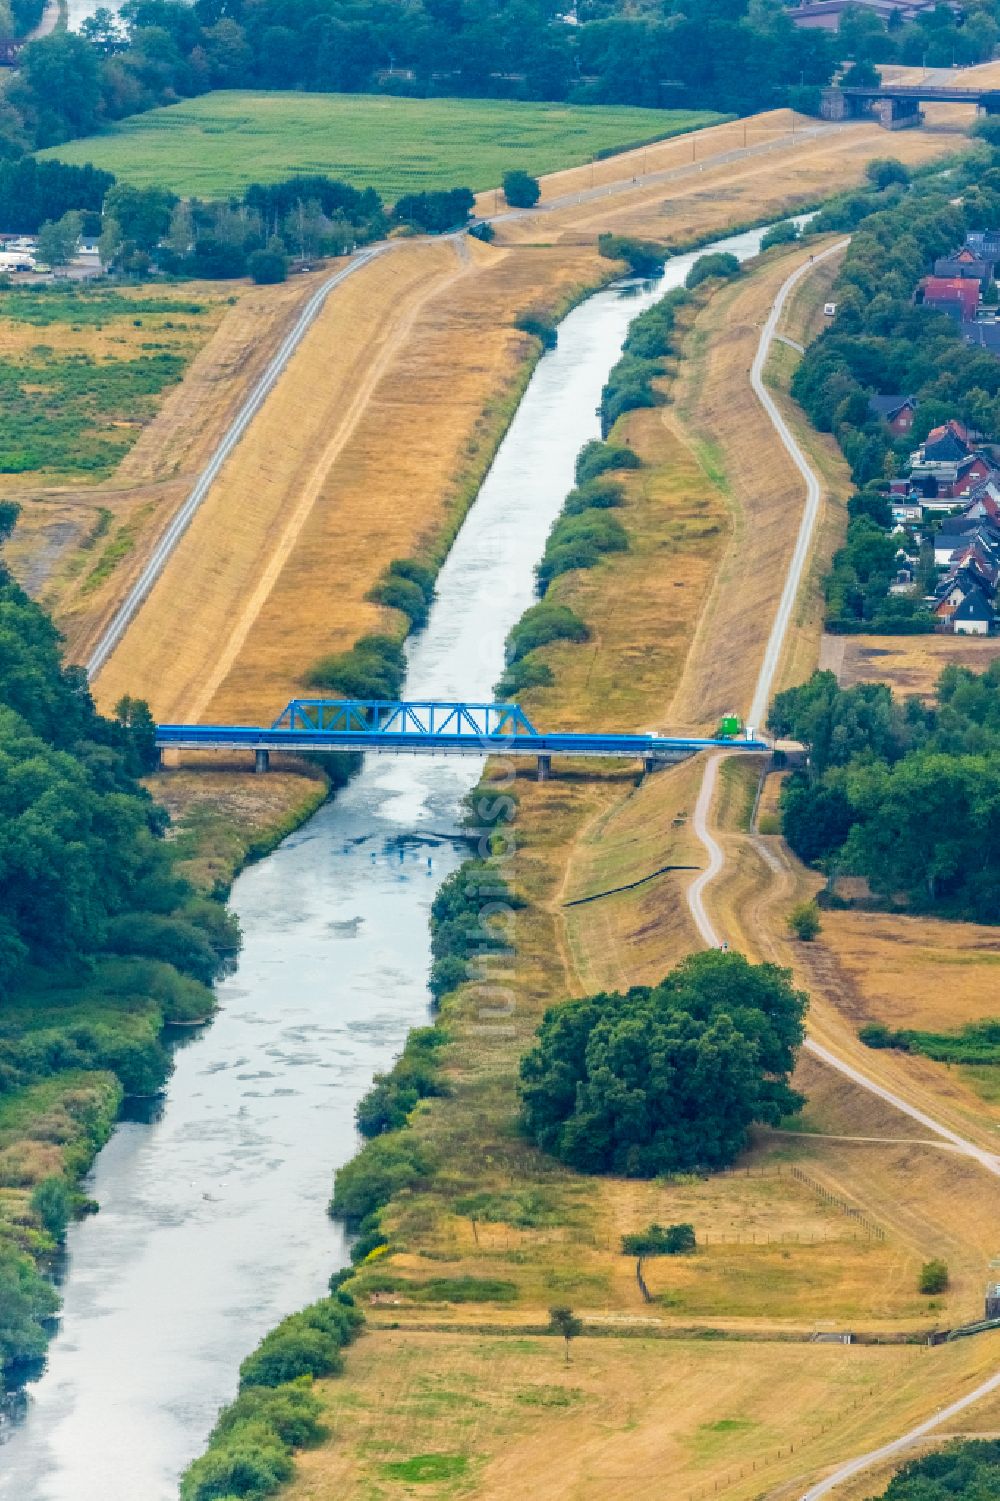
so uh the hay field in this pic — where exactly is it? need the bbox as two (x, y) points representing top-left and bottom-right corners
(283, 1329), (1000, 1501)
(827, 632), (1000, 697)
(39, 93), (722, 200)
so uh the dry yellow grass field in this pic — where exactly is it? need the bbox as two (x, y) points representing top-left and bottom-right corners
(827, 632), (1000, 697)
(284, 1328), (1000, 1501)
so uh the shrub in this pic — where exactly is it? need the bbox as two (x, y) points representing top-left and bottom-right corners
(368, 558), (435, 629)
(102, 913), (221, 986)
(918, 1258), (949, 1295)
(503, 170), (541, 208)
(495, 654), (555, 698)
(685, 252), (741, 290)
(760, 220), (800, 251)
(211, 1382), (325, 1450)
(30, 1175), (71, 1241)
(506, 602), (590, 664)
(788, 901), (821, 941)
(330, 1132), (435, 1222)
(597, 233), (666, 277)
(865, 158), (910, 190)
(304, 634), (406, 699)
(180, 1437), (293, 1501)
(537, 511), (628, 588)
(621, 1222), (696, 1255)
(247, 248), (287, 284)
(393, 188), (475, 233)
(519, 950), (807, 1176)
(239, 1323), (343, 1389)
(515, 313), (557, 349)
(575, 440), (641, 486)
(562, 478), (624, 515)
(355, 1027), (447, 1137)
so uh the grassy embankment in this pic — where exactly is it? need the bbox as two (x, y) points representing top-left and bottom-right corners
(38, 95), (724, 199)
(264, 239), (1000, 1501)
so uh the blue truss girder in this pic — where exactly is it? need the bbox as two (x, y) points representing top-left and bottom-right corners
(272, 699), (538, 739)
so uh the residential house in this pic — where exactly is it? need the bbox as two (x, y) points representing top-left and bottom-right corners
(965, 230), (1000, 263)
(934, 517), (1000, 566)
(961, 319), (1000, 355)
(933, 248), (993, 283)
(787, 0), (956, 25)
(951, 587), (995, 634)
(918, 276), (981, 322)
(868, 394), (918, 436)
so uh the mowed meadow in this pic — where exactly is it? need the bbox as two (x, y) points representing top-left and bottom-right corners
(38, 92), (724, 199)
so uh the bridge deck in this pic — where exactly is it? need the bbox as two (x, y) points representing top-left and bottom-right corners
(154, 699), (769, 762)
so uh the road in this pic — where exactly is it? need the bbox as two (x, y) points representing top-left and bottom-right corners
(85, 243), (392, 679)
(685, 243), (1000, 1498)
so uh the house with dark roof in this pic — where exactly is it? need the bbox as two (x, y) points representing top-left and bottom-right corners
(951, 587), (995, 634)
(961, 319), (1000, 356)
(868, 395), (917, 436)
(934, 250), (993, 283)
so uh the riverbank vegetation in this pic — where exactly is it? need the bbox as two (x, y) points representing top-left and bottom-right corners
(878, 1439), (1000, 1498)
(0, 505), (239, 1379)
(180, 1292), (364, 1501)
(769, 662), (1000, 918)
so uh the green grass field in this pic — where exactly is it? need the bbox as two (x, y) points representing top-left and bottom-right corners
(39, 92), (724, 201)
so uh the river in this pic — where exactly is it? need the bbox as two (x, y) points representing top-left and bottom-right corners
(0, 222), (777, 1500)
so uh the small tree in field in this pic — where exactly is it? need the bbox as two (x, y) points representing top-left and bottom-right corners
(548, 1306), (582, 1364)
(919, 1259), (948, 1295)
(503, 169), (541, 208)
(788, 901), (821, 942)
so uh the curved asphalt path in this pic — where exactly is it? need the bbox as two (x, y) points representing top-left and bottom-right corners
(685, 241), (1000, 1498)
(85, 242), (392, 679)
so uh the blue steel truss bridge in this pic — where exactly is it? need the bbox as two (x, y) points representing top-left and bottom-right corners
(155, 699), (769, 777)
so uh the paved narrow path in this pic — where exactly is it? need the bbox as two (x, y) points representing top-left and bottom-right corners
(684, 242), (1000, 1498)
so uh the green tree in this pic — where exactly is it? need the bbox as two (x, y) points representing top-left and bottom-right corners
(519, 951), (807, 1176)
(685, 251), (741, 290)
(36, 210), (83, 270)
(103, 183), (177, 252)
(502, 169), (541, 208)
(548, 1305), (582, 1364)
(31, 1176), (71, 1240)
(788, 901), (821, 941)
(918, 1258), (948, 1295)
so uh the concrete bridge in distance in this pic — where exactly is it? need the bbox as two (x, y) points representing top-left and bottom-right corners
(155, 698), (769, 780)
(821, 82), (1000, 128)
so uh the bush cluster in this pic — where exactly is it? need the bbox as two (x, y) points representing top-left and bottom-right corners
(598, 234), (667, 277)
(180, 1296), (362, 1501)
(356, 1026), (448, 1137)
(880, 1439), (1000, 1499)
(685, 251), (741, 290)
(621, 1223), (696, 1255)
(369, 558), (436, 629)
(497, 601), (589, 697)
(860, 1019), (1000, 1065)
(537, 509), (628, 590)
(575, 440), (641, 486)
(515, 313), (557, 349)
(599, 287), (689, 435)
(331, 1131), (436, 1223)
(520, 951), (807, 1176)
(429, 857), (518, 1002)
(304, 634), (406, 700)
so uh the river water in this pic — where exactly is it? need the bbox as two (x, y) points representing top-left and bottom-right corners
(0, 223), (776, 1501)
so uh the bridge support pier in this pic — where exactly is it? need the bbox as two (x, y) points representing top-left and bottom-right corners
(255, 748), (270, 775)
(536, 754), (551, 782)
(643, 755), (659, 776)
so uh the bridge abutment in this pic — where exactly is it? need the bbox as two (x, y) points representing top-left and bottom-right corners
(536, 754), (551, 782)
(255, 748), (270, 775)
